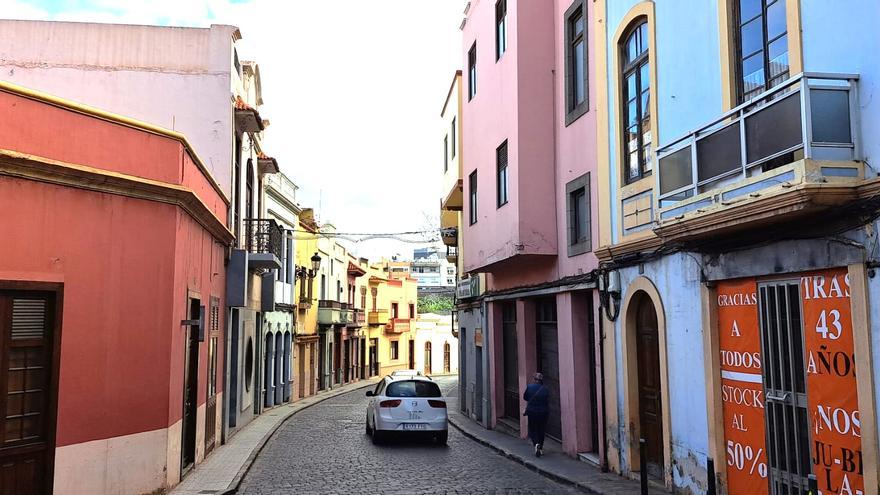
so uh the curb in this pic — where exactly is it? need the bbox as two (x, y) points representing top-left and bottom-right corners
(446, 414), (602, 495)
(218, 379), (379, 494)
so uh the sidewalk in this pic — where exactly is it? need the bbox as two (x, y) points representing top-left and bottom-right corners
(170, 378), (379, 495)
(445, 394), (666, 495)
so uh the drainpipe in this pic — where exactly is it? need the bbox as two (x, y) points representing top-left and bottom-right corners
(598, 310), (609, 472)
(481, 296), (490, 427)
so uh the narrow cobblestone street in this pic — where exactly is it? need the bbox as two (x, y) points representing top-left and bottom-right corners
(238, 377), (578, 494)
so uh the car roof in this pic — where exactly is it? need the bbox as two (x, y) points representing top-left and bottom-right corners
(385, 374), (434, 383)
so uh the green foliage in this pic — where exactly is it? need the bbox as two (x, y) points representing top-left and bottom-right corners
(418, 293), (454, 315)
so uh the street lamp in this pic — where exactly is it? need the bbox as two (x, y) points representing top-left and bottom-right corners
(311, 252), (322, 274)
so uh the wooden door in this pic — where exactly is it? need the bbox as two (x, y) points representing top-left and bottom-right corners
(408, 340), (415, 369)
(181, 299), (200, 474)
(502, 303), (519, 421)
(298, 344), (306, 398)
(0, 291), (59, 495)
(635, 295), (664, 479)
(204, 298), (219, 456)
(424, 342), (432, 375)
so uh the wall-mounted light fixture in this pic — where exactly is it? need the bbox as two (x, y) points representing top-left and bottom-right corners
(598, 269), (621, 321)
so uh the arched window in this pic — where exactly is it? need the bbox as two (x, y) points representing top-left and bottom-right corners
(621, 20), (652, 184)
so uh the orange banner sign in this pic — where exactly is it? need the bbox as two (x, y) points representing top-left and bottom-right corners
(717, 278), (768, 495)
(801, 269), (864, 495)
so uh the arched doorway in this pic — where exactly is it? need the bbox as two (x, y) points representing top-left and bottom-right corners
(633, 292), (663, 479)
(443, 342), (451, 374)
(424, 342), (432, 376)
(274, 332), (283, 406)
(264, 332), (275, 408)
(621, 277), (670, 486)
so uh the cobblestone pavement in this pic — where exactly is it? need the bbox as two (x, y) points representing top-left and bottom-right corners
(238, 377), (578, 494)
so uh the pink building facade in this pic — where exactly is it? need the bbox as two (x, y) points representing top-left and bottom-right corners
(459, 0), (603, 461)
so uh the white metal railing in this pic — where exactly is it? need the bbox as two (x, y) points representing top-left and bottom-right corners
(656, 72), (860, 209)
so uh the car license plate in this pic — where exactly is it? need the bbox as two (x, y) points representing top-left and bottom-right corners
(403, 423), (427, 430)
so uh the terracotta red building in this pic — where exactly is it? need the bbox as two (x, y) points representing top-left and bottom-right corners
(0, 81), (232, 494)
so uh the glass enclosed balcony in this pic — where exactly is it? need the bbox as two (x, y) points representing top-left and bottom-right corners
(655, 73), (861, 225)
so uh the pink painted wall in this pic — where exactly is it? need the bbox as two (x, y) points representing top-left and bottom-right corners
(461, 0), (555, 274)
(461, 0), (600, 288)
(552, 0), (600, 279)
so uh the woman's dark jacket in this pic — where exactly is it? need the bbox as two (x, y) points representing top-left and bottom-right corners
(523, 383), (550, 416)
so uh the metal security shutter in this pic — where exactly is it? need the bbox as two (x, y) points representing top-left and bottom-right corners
(536, 299), (562, 441)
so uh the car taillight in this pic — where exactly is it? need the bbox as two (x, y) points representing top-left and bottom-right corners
(379, 400), (401, 408)
(428, 400), (446, 408)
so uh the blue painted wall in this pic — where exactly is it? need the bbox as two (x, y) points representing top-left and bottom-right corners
(613, 252), (708, 491)
(801, 0), (880, 173)
(606, 0), (724, 244)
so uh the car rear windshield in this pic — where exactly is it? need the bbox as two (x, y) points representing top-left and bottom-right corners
(385, 380), (442, 398)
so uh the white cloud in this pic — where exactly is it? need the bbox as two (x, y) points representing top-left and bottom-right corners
(10, 0), (464, 260)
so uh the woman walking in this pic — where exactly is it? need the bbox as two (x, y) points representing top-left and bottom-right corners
(523, 372), (550, 457)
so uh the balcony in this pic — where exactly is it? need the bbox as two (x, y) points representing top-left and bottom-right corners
(446, 245), (458, 264)
(349, 308), (366, 327)
(368, 309), (389, 326)
(318, 300), (350, 326)
(244, 219), (283, 269)
(385, 318), (411, 334)
(441, 178), (463, 211)
(234, 95), (264, 133)
(654, 73), (864, 242)
(441, 226), (458, 247)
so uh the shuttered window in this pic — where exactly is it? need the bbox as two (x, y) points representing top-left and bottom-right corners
(496, 140), (509, 207)
(11, 299), (46, 340)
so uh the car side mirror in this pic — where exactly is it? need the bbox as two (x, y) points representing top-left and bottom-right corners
(365, 391), (374, 397)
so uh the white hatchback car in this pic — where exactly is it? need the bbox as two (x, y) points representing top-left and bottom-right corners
(365, 375), (448, 445)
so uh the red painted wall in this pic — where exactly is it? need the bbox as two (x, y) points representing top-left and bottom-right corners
(0, 177), (177, 446)
(0, 87), (228, 447)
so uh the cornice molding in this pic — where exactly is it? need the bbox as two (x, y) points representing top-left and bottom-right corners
(0, 80), (230, 205)
(0, 149), (234, 244)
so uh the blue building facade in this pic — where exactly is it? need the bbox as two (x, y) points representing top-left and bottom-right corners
(597, 1), (880, 493)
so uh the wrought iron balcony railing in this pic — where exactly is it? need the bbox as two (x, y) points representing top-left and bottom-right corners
(656, 73), (859, 212)
(244, 218), (284, 259)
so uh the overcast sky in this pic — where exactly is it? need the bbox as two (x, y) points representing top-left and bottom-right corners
(0, 0), (464, 260)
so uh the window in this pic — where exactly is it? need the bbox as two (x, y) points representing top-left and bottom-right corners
(444, 135), (449, 172)
(390, 341), (400, 360)
(245, 159), (254, 219)
(386, 380), (441, 397)
(621, 21), (652, 183)
(468, 43), (477, 100)
(735, 0), (789, 103)
(321, 274), (326, 300)
(233, 136), (242, 245)
(361, 287), (367, 309)
(409, 303), (415, 318)
(496, 141), (509, 207)
(451, 118), (457, 158)
(565, 0), (589, 124)
(566, 173), (591, 256)
(496, 0), (507, 60)
(468, 171), (478, 225)
(286, 235), (294, 282)
(392, 302), (399, 319)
